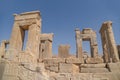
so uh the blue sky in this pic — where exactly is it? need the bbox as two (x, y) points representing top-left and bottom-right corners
(0, 0), (120, 55)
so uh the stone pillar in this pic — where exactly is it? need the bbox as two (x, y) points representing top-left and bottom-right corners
(90, 32), (98, 58)
(100, 30), (109, 62)
(100, 21), (119, 62)
(75, 28), (83, 60)
(39, 33), (53, 59)
(26, 24), (40, 59)
(5, 22), (24, 60)
(9, 22), (24, 51)
(58, 45), (70, 58)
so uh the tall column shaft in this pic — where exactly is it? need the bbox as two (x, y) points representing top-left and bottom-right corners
(106, 23), (119, 62)
(5, 22), (24, 60)
(75, 29), (83, 60)
(26, 24), (40, 59)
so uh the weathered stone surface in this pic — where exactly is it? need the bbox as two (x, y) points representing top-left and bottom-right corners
(81, 63), (106, 68)
(65, 58), (84, 64)
(2, 62), (19, 80)
(93, 73), (120, 80)
(81, 68), (109, 73)
(49, 66), (58, 72)
(107, 62), (120, 72)
(117, 45), (120, 59)
(1, 11), (120, 80)
(58, 45), (70, 58)
(75, 28), (99, 59)
(39, 33), (54, 59)
(0, 61), (5, 80)
(86, 57), (104, 64)
(59, 63), (79, 73)
(100, 21), (119, 62)
(43, 58), (65, 72)
(56, 77), (69, 80)
(43, 58), (66, 64)
(0, 40), (9, 60)
(18, 51), (37, 63)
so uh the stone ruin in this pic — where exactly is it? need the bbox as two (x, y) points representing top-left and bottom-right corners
(0, 11), (120, 80)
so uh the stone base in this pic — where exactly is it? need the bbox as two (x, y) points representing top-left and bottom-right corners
(86, 57), (104, 64)
(81, 63), (106, 68)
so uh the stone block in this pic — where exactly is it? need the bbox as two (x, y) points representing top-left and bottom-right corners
(93, 73), (119, 80)
(81, 68), (109, 73)
(66, 58), (84, 64)
(81, 63), (106, 68)
(43, 58), (65, 64)
(59, 63), (79, 73)
(86, 57), (103, 64)
(18, 51), (37, 63)
(58, 45), (70, 58)
(107, 62), (120, 72)
(70, 73), (93, 80)
(49, 66), (58, 72)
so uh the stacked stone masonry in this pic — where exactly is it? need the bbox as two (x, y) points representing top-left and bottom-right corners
(0, 11), (120, 80)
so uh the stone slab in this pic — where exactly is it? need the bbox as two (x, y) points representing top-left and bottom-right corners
(86, 57), (104, 64)
(43, 58), (65, 64)
(65, 58), (84, 64)
(81, 68), (109, 73)
(81, 63), (106, 68)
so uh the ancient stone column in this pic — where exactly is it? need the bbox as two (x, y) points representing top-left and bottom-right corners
(100, 21), (119, 62)
(58, 44), (70, 58)
(100, 30), (109, 62)
(26, 24), (40, 59)
(5, 22), (24, 60)
(75, 28), (83, 60)
(90, 32), (98, 58)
